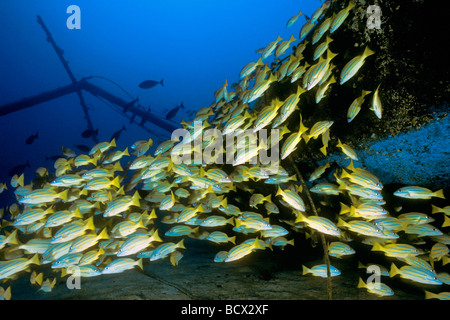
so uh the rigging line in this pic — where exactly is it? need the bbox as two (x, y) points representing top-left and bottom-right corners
(94, 95), (168, 141)
(83, 76), (187, 126)
(83, 75), (135, 100)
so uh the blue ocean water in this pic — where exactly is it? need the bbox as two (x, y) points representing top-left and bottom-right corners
(0, 0), (322, 207)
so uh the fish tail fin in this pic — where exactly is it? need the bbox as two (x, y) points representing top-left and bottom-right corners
(275, 186), (283, 197)
(339, 202), (351, 215)
(299, 114), (308, 135)
(17, 173), (25, 188)
(220, 197), (228, 209)
(36, 272), (44, 286)
(90, 157), (98, 167)
(136, 258), (144, 270)
(326, 48), (338, 61)
(58, 189), (69, 201)
(336, 138), (343, 148)
(177, 239), (186, 250)
(160, 78), (164, 86)
(357, 261), (366, 269)
(74, 208), (83, 219)
(110, 138), (116, 149)
(337, 217), (347, 228)
(442, 216), (450, 228)
(264, 194), (272, 203)
(3, 286), (11, 300)
(303, 133), (311, 144)
(98, 228), (109, 240)
(85, 216), (95, 231)
(431, 205), (441, 214)
(111, 176), (121, 189)
(372, 242), (384, 252)
(230, 236), (236, 245)
(346, 159), (356, 172)
(389, 263), (400, 278)
(302, 265), (310, 275)
(424, 290), (436, 300)
(148, 209), (157, 220)
(294, 211), (306, 223)
(320, 145), (327, 156)
(363, 46), (375, 58)
(138, 216), (147, 229)
(357, 277), (367, 289)
(340, 168), (351, 179)
(113, 161), (123, 172)
(152, 229), (163, 242)
(6, 229), (19, 245)
(30, 254), (40, 266)
(434, 189), (445, 199)
(122, 147), (130, 157)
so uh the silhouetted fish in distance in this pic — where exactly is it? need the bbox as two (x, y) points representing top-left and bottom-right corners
(140, 108), (152, 126)
(75, 145), (91, 153)
(166, 102), (185, 120)
(81, 128), (99, 139)
(139, 79), (164, 89)
(8, 161), (30, 176)
(123, 97), (139, 113)
(110, 125), (127, 142)
(25, 132), (38, 145)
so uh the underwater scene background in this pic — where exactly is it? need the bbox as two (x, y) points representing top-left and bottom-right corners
(0, 0), (449, 302)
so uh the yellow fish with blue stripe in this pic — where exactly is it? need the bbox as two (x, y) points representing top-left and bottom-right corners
(149, 240), (186, 261)
(0, 254), (40, 281)
(302, 264), (340, 278)
(286, 11), (303, 28)
(51, 217), (95, 244)
(295, 211), (341, 237)
(102, 258), (143, 274)
(261, 35), (282, 60)
(340, 46), (375, 84)
(281, 115), (308, 159)
(19, 188), (69, 205)
(357, 277), (394, 297)
(390, 263), (442, 285)
(347, 90), (372, 123)
(253, 99), (283, 132)
(275, 35), (297, 58)
(370, 84), (383, 119)
(224, 240), (264, 262)
(276, 186), (305, 211)
(372, 242), (421, 258)
(104, 191), (141, 217)
(330, 2), (355, 33)
(117, 230), (162, 257)
(303, 49), (337, 90)
(394, 186), (445, 200)
(240, 57), (264, 79)
(13, 206), (55, 227)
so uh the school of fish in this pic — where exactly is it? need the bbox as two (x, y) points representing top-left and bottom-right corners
(0, 0), (448, 300)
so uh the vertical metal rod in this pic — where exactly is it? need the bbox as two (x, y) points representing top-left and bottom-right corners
(288, 156), (333, 300)
(36, 15), (98, 143)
